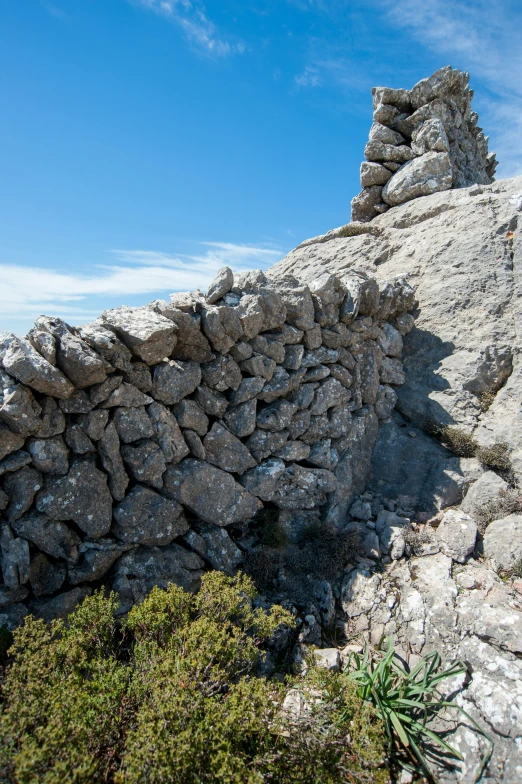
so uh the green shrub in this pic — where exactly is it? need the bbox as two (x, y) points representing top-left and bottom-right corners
(440, 426), (478, 457)
(476, 441), (511, 471)
(0, 572), (389, 784)
(473, 487), (522, 532)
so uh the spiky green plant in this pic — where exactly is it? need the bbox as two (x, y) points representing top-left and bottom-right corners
(345, 638), (493, 781)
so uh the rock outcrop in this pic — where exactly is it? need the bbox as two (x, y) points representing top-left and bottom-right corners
(351, 66), (497, 221)
(0, 267), (415, 627)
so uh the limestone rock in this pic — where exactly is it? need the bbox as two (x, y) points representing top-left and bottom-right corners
(411, 118), (449, 155)
(0, 524), (30, 588)
(483, 514), (522, 573)
(460, 471), (508, 517)
(151, 360), (201, 404)
(35, 316), (108, 388)
(0, 332), (75, 398)
(163, 459), (261, 526)
(26, 436), (69, 475)
(147, 401), (189, 464)
(173, 400), (209, 436)
(102, 306), (178, 364)
(0, 369), (43, 436)
(382, 152), (453, 206)
(206, 266), (234, 304)
(98, 422), (129, 501)
(4, 466), (43, 522)
(184, 524), (242, 575)
(112, 406), (154, 443)
(202, 422), (256, 474)
(436, 509), (477, 563)
(360, 161), (393, 188)
(36, 459), (113, 538)
(121, 439), (166, 489)
(112, 485), (187, 546)
(11, 511), (80, 562)
(99, 382), (153, 409)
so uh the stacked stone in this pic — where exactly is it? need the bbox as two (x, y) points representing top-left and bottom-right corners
(0, 266), (415, 627)
(351, 66), (498, 222)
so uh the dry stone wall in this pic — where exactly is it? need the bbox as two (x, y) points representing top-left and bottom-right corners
(0, 267), (415, 626)
(352, 65), (498, 222)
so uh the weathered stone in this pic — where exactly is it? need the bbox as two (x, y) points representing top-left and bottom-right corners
(411, 118), (449, 155)
(364, 141), (415, 164)
(112, 545), (204, 614)
(310, 377), (349, 415)
(36, 459), (113, 537)
(112, 406), (154, 443)
(282, 324), (304, 344)
(373, 102), (399, 126)
(202, 423), (256, 474)
(0, 489), (8, 510)
(376, 509), (410, 559)
(436, 509), (477, 563)
(303, 325), (322, 350)
(27, 328), (57, 365)
(98, 422), (129, 501)
(0, 332), (75, 398)
(206, 266), (234, 304)
(184, 523), (242, 576)
(147, 401), (189, 464)
(222, 399), (257, 438)
(122, 361), (152, 393)
(239, 354), (276, 380)
(200, 305), (235, 353)
(275, 278), (315, 331)
(113, 485), (187, 545)
(460, 471), (509, 517)
(183, 429), (206, 459)
(379, 323), (403, 357)
(369, 122), (405, 146)
(163, 308), (214, 363)
(77, 409), (109, 441)
(375, 385), (398, 421)
(4, 466), (43, 522)
(11, 511), (80, 563)
(282, 344), (304, 370)
(99, 382), (153, 408)
(150, 360), (201, 405)
(308, 439), (336, 469)
(251, 335), (285, 364)
(304, 364), (330, 382)
(88, 375), (123, 406)
(302, 348), (339, 367)
(26, 436), (69, 475)
(273, 440), (311, 461)
(0, 585), (29, 607)
(121, 439), (166, 489)
(201, 354), (242, 392)
(68, 540), (130, 584)
(0, 369), (42, 435)
(329, 364), (353, 388)
(194, 385), (228, 417)
(0, 524), (30, 588)
(241, 461), (336, 509)
(58, 389), (93, 414)
(314, 648), (341, 672)
(102, 306), (177, 364)
(229, 341), (253, 362)
(30, 587), (91, 624)
(29, 552), (66, 596)
(288, 410), (311, 440)
(79, 319), (133, 370)
(0, 423), (25, 461)
(483, 514), (522, 573)
(372, 85), (411, 112)
(35, 316), (108, 388)
(256, 367), (292, 403)
(380, 356), (405, 386)
(163, 459), (261, 526)
(383, 152), (453, 207)
(360, 161), (393, 188)
(35, 397), (66, 439)
(257, 399), (296, 431)
(245, 428), (289, 461)
(229, 376), (266, 404)
(172, 400), (209, 436)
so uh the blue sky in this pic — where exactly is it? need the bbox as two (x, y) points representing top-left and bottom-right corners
(2, 0), (522, 335)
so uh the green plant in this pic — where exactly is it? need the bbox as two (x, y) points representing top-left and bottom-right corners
(440, 426), (478, 457)
(345, 638), (493, 781)
(0, 572), (389, 784)
(258, 508), (289, 549)
(478, 390), (496, 412)
(476, 441), (511, 470)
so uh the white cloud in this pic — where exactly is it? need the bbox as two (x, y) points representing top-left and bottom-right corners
(0, 242), (284, 332)
(375, 0), (522, 177)
(130, 0), (244, 57)
(294, 66), (321, 88)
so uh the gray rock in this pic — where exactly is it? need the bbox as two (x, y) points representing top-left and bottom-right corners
(99, 382), (153, 408)
(302, 347), (338, 367)
(282, 344), (304, 370)
(58, 389), (93, 414)
(206, 266), (234, 304)
(112, 406), (154, 443)
(79, 319), (133, 370)
(239, 458), (285, 500)
(30, 587), (91, 624)
(151, 360), (201, 405)
(165, 309), (214, 363)
(11, 511), (80, 562)
(0, 524), (30, 588)
(245, 428), (289, 461)
(0, 369), (43, 435)
(276, 279), (315, 331)
(121, 439), (166, 489)
(202, 422), (256, 474)
(329, 364), (353, 388)
(383, 152), (453, 207)
(288, 410), (312, 440)
(282, 324), (304, 344)
(184, 523), (242, 575)
(36, 459), (113, 537)
(379, 356), (405, 386)
(310, 377), (349, 415)
(364, 141), (415, 163)
(314, 648), (341, 672)
(0, 423), (25, 461)
(258, 367), (305, 404)
(200, 305), (235, 353)
(147, 401), (189, 464)
(257, 399), (296, 431)
(0, 489), (8, 510)
(460, 471), (509, 517)
(27, 328), (57, 365)
(222, 399), (257, 438)
(112, 544), (204, 614)
(183, 429), (206, 459)
(89, 375), (123, 406)
(0, 584), (29, 607)
(98, 422), (129, 501)
(113, 485), (187, 545)
(375, 385), (398, 421)
(303, 325), (322, 350)
(29, 552), (66, 596)
(68, 540), (130, 584)
(239, 354), (276, 380)
(0, 332), (75, 398)
(122, 362), (152, 393)
(351, 186), (385, 223)
(308, 439), (336, 469)
(201, 354), (242, 392)
(369, 122), (405, 146)
(378, 322), (403, 357)
(26, 436), (69, 475)
(35, 397), (66, 439)
(304, 365), (330, 382)
(194, 385), (229, 417)
(229, 341), (253, 362)
(0, 450), (32, 477)
(483, 514), (522, 573)
(163, 459), (261, 526)
(273, 440), (310, 461)
(360, 161), (393, 187)
(436, 509), (477, 563)
(172, 399), (209, 436)
(0, 602), (28, 630)
(77, 409), (109, 441)
(350, 499), (373, 521)
(251, 335), (285, 363)
(4, 466), (43, 522)
(241, 461), (336, 510)
(229, 376), (266, 404)
(102, 305), (178, 364)
(411, 118), (449, 155)
(35, 316), (108, 388)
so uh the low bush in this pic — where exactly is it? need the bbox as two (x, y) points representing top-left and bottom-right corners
(0, 572), (389, 784)
(440, 426), (478, 457)
(473, 487), (522, 532)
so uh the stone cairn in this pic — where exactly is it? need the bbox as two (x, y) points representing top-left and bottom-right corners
(351, 65), (498, 222)
(0, 268), (415, 626)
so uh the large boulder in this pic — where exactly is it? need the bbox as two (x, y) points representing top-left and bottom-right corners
(382, 151), (453, 206)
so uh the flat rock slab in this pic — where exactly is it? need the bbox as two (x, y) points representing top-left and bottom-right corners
(112, 485), (187, 546)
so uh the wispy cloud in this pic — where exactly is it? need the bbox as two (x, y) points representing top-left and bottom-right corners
(0, 242), (284, 333)
(294, 66), (321, 88)
(38, 0), (67, 18)
(375, 0), (522, 177)
(130, 0), (245, 57)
